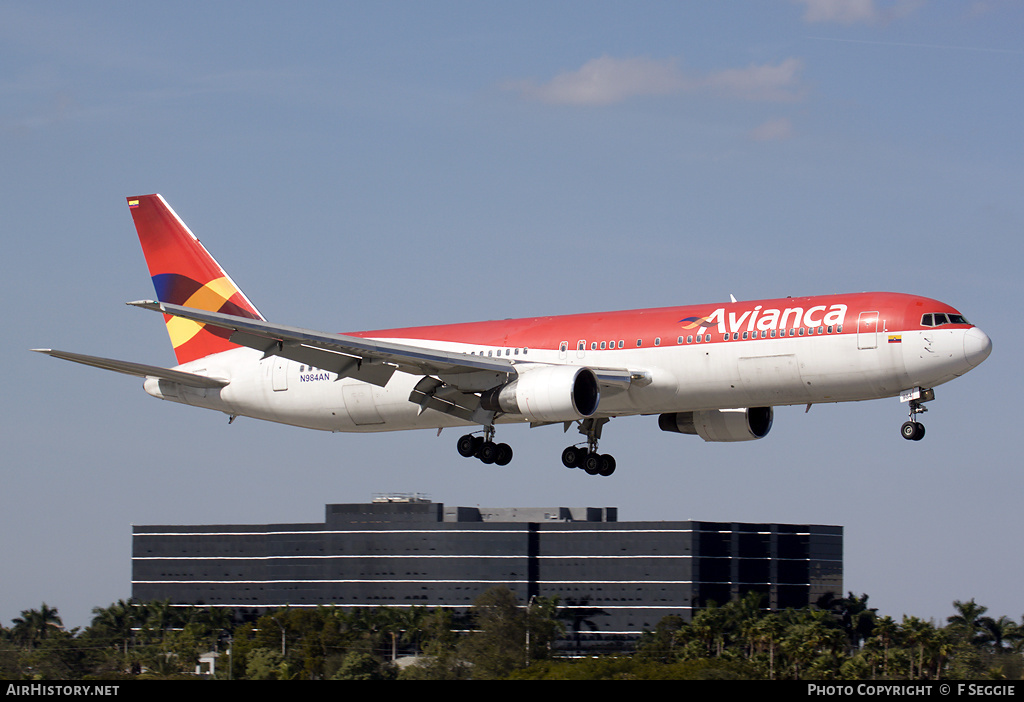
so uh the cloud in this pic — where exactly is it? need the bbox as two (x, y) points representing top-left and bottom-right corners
(508, 55), (804, 106)
(702, 58), (805, 102)
(749, 118), (795, 141)
(794, 0), (923, 25)
(507, 56), (688, 106)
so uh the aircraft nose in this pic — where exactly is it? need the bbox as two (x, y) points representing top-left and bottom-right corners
(963, 327), (992, 368)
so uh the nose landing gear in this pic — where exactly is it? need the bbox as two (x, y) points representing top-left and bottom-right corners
(899, 387), (934, 441)
(901, 419), (926, 441)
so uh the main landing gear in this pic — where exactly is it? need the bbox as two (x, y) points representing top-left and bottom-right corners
(457, 427), (513, 466)
(456, 417), (618, 476)
(561, 417), (616, 477)
(900, 387), (934, 442)
(561, 446), (616, 476)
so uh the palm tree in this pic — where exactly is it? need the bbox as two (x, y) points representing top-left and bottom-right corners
(743, 612), (784, 679)
(11, 603), (63, 648)
(865, 615), (899, 678)
(947, 598), (988, 646)
(139, 600), (178, 642)
(901, 615), (942, 679)
(978, 615), (1020, 651)
(557, 598), (605, 656)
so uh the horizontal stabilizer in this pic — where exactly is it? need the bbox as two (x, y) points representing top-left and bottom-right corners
(32, 349), (228, 389)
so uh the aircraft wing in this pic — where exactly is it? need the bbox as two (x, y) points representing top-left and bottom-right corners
(128, 300), (639, 393)
(31, 349), (228, 388)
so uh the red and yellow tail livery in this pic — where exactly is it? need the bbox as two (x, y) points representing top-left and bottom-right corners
(127, 195), (263, 364)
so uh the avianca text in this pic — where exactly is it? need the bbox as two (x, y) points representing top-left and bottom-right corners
(705, 304), (848, 335)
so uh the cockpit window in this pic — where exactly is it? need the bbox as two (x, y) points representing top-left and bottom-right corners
(922, 312), (969, 327)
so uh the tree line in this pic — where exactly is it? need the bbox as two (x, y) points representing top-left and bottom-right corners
(1, 589), (1021, 680)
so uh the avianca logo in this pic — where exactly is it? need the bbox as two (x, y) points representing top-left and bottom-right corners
(695, 304), (849, 335)
(678, 316), (711, 330)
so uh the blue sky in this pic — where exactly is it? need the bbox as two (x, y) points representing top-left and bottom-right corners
(2, 1), (1021, 631)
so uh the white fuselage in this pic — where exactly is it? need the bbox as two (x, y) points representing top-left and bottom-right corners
(143, 323), (989, 434)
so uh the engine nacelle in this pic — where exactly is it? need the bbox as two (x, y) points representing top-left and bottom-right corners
(481, 365), (600, 423)
(658, 407), (773, 442)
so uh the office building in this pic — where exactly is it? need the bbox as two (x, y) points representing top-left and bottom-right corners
(132, 495), (842, 636)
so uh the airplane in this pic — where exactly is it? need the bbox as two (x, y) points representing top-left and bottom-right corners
(34, 194), (992, 477)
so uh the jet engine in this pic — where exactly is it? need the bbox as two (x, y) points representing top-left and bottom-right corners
(481, 365), (600, 423)
(658, 407), (773, 442)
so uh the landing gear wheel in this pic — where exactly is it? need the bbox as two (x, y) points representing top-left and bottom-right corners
(562, 446), (584, 469)
(494, 443), (513, 466)
(477, 441), (498, 464)
(901, 421), (925, 441)
(597, 454), (616, 477)
(456, 434), (478, 458)
(583, 452), (601, 475)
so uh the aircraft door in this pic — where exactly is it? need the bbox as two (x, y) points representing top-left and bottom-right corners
(857, 311), (879, 350)
(272, 358), (289, 391)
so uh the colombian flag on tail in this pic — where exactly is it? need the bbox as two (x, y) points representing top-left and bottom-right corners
(127, 194), (264, 365)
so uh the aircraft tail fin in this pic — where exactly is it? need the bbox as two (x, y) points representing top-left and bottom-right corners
(127, 194), (264, 365)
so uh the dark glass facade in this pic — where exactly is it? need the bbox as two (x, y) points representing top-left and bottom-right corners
(132, 499), (842, 634)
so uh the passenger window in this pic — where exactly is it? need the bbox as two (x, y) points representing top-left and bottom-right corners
(655, 337), (661, 346)
(618, 340), (624, 348)
(600, 341), (607, 350)
(686, 335), (693, 343)
(677, 336), (683, 344)
(636, 339), (642, 347)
